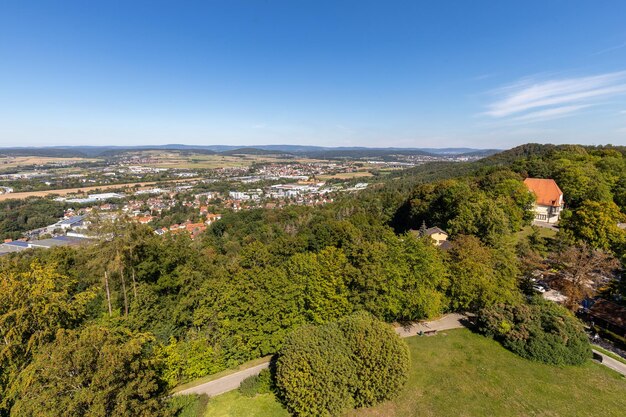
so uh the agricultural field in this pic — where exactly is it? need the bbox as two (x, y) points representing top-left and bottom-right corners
(118, 151), (307, 169)
(201, 329), (626, 417)
(0, 156), (96, 169)
(317, 171), (374, 180)
(0, 179), (196, 201)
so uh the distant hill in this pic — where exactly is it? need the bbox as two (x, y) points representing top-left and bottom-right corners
(417, 147), (497, 155)
(0, 144), (501, 159)
(219, 147), (294, 156)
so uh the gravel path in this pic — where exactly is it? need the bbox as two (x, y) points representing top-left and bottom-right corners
(174, 362), (271, 397)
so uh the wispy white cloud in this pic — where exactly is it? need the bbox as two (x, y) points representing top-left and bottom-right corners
(472, 73), (497, 81)
(591, 42), (626, 56)
(511, 104), (593, 122)
(336, 124), (355, 134)
(484, 71), (626, 122)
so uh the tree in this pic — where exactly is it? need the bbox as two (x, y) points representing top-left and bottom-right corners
(11, 326), (168, 417)
(562, 200), (626, 251)
(446, 235), (519, 311)
(287, 247), (353, 324)
(489, 177), (536, 231)
(552, 154), (613, 208)
(396, 235), (448, 320)
(276, 313), (410, 417)
(348, 234), (448, 321)
(0, 262), (95, 415)
(549, 244), (620, 311)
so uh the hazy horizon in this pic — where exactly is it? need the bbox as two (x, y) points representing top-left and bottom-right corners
(1, 1), (626, 148)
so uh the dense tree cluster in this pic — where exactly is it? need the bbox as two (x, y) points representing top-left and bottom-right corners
(0, 198), (65, 240)
(394, 170), (535, 245)
(275, 312), (409, 417)
(503, 145), (626, 255)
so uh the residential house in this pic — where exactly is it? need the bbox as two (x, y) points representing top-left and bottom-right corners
(523, 178), (564, 224)
(422, 226), (449, 246)
(185, 222), (206, 239)
(205, 213), (222, 225)
(136, 215), (154, 224)
(411, 223), (450, 249)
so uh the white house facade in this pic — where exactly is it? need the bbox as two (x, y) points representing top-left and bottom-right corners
(523, 178), (564, 224)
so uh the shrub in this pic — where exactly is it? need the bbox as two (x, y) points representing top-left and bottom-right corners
(338, 311), (410, 407)
(477, 297), (591, 365)
(276, 312), (410, 416)
(276, 323), (356, 417)
(168, 394), (208, 417)
(238, 369), (272, 397)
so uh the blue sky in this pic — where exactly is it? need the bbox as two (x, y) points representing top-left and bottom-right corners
(1, 1), (625, 148)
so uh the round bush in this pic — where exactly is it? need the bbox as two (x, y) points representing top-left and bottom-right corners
(276, 323), (355, 417)
(477, 297), (591, 365)
(338, 311), (410, 407)
(276, 312), (410, 416)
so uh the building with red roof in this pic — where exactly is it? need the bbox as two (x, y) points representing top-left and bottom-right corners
(523, 178), (564, 224)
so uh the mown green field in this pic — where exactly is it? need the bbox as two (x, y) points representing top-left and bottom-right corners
(514, 224), (557, 243)
(202, 329), (626, 417)
(203, 392), (289, 417)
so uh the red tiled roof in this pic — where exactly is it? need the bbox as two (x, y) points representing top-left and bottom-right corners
(524, 178), (563, 207)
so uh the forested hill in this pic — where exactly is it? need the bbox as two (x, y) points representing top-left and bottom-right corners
(0, 144), (498, 158)
(388, 143), (626, 233)
(1, 143), (625, 416)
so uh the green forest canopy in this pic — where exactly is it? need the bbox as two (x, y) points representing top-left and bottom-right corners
(1, 143), (625, 416)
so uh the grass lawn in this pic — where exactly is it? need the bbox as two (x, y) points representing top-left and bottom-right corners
(515, 225), (557, 244)
(204, 329), (626, 417)
(203, 391), (289, 417)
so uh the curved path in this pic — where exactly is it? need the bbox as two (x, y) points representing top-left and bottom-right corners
(175, 362), (271, 397)
(592, 348), (626, 377)
(174, 313), (466, 398)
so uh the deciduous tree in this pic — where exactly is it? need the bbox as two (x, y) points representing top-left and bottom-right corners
(12, 326), (168, 417)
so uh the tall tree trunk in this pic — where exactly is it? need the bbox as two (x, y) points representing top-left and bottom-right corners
(104, 271), (112, 317)
(120, 267), (129, 317)
(131, 266), (138, 300)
